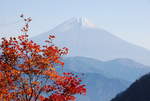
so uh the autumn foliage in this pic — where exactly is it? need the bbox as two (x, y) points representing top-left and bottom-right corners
(0, 15), (86, 101)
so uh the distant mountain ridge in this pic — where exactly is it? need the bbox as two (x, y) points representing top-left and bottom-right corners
(32, 17), (150, 65)
(62, 56), (150, 101)
(63, 56), (150, 82)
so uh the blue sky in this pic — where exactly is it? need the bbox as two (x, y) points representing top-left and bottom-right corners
(0, 0), (150, 49)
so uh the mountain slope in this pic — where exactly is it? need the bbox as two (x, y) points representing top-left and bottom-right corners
(111, 73), (150, 101)
(77, 73), (130, 101)
(32, 17), (150, 65)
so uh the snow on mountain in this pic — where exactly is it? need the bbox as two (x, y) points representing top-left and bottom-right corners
(53, 17), (96, 32)
(31, 17), (150, 65)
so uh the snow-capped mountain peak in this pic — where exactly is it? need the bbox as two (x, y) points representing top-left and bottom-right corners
(32, 17), (150, 66)
(74, 17), (96, 28)
(52, 17), (97, 32)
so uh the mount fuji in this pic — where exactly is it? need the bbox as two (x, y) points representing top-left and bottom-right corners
(32, 17), (150, 65)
